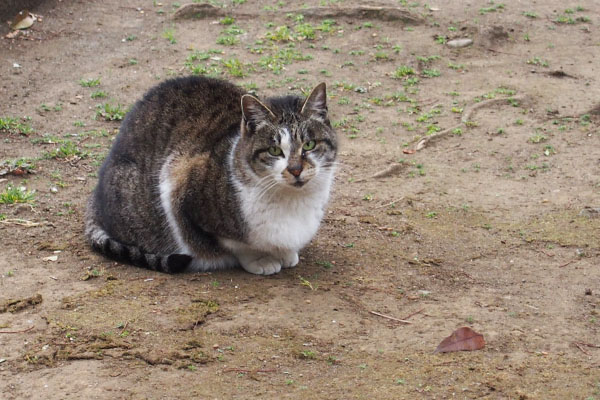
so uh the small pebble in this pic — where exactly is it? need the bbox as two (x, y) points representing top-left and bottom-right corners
(447, 38), (473, 48)
(585, 288), (592, 295)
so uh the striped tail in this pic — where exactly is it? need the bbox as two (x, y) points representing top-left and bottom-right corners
(85, 221), (192, 274)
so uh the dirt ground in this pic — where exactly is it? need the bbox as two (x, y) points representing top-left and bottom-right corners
(1, 0), (599, 398)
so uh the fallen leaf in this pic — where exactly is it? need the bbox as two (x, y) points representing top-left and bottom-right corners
(42, 255), (58, 262)
(435, 326), (485, 353)
(402, 148), (416, 154)
(11, 10), (36, 30)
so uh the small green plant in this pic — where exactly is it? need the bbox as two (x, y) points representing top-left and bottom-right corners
(392, 65), (415, 79)
(0, 117), (33, 135)
(317, 19), (336, 33)
(299, 276), (315, 290)
(258, 48), (312, 75)
(416, 54), (440, 64)
(526, 57), (549, 67)
(79, 78), (101, 87)
(425, 211), (438, 219)
(422, 69), (441, 78)
(216, 35), (239, 46)
(523, 11), (537, 18)
(222, 58), (248, 77)
(44, 141), (86, 159)
(220, 16), (235, 25)
(374, 52), (389, 61)
(479, 2), (505, 14)
(224, 25), (245, 36)
(162, 28), (176, 44)
(0, 185), (35, 204)
(528, 133), (547, 143)
(96, 103), (126, 121)
(295, 23), (316, 40)
(91, 90), (108, 99)
(543, 145), (556, 156)
(265, 25), (294, 42)
(299, 350), (316, 359)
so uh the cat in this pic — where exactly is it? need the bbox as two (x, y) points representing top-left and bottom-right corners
(85, 76), (337, 275)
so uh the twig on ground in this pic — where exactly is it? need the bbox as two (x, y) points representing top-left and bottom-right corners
(559, 260), (576, 268)
(0, 218), (40, 227)
(402, 308), (424, 320)
(413, 96), (527, 151)
(486, 48), (519, 56)
(223, 368), (276, 374)
(369, 310), (412, 324)
(0, 326), (34, 334)
(375, 197), (404, 209)
(371, 163), (407, 179)
(574, 342), (600, 349)
(574, 342), (590, 355)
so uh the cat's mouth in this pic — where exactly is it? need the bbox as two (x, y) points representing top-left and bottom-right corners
(292, 180), (306, 188)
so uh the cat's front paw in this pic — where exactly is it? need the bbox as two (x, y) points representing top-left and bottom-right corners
(241, 256), (282, 275)
(281, 251), (299, 269)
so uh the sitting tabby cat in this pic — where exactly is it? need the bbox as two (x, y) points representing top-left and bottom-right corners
(85, 77), (337, 275)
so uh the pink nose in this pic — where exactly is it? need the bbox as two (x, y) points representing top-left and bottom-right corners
(287, 166), (302, 177)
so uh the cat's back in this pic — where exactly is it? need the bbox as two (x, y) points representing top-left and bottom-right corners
(115, 76), (246, 156)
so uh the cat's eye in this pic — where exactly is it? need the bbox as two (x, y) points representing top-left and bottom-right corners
(302, 140), (316, 151)
(268, 146), (283, 156)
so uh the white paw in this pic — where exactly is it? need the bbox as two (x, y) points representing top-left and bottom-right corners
(281, 251), (299, 269)
(241, 256), (282, 276)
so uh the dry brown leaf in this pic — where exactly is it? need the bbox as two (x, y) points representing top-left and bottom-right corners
(435, 326), (485, 353)
(402, 148), (416, 154)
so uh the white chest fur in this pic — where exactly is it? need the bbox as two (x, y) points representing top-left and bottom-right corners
(235, 173), (333, 252)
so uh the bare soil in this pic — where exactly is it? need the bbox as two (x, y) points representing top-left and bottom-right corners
(1, 0), (599, 398)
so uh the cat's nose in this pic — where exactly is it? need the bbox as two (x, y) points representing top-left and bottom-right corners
(287, 165), (303, 177)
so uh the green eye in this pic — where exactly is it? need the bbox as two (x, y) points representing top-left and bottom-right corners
(302, 140), (316, 151)
(268, 146), (282, 156)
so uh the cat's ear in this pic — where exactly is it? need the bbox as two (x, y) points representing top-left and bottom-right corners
(241, 94), (276, 136)
(300, 82), (328, 122)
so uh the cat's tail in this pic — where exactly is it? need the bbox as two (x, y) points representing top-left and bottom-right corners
(84, 214), (192, 274)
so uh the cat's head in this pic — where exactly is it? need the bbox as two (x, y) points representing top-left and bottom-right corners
(236, 83), (337, 191)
